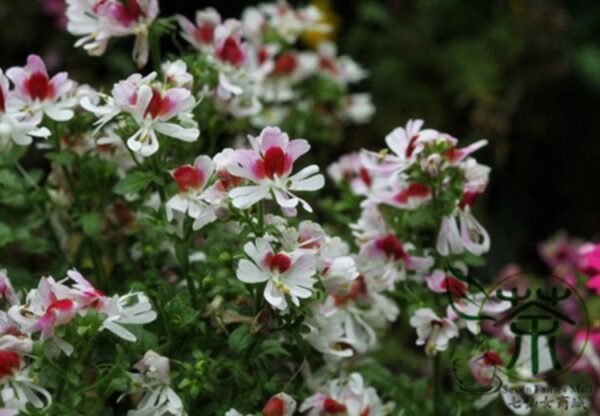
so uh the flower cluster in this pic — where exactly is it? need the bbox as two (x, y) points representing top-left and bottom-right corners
(66, 0), (159, 67)
(0, 269), (156, 413)
(1, 1), (596, 415)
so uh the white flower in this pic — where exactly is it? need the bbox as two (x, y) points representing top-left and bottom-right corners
(162, 60), (193, 89)
(128, 350), (186, 416)
(409, 308), (459, 355)
(100, 292), (157, 342)
(300, 373), (394, 416)
(236, 236), (317, 311)
(303, 302), (355, 361)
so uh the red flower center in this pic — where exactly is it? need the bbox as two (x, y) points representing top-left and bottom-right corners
(375, 235), (407, 261)
(264, 252), (292, 274)
(405, 135), (419, 158)
(394, 182), (431, 204)
(195, 24), (215, 45)
(323, 398), (347, 413)
(258, 48), (269, 65)
(259, 146), (290, 179)
(334, 275), (368, 306)
(319, 57), (337, 74)
(0, 351), (20, 380)
(263, 396), (285, 416)
(441, 276), (468, 298)
(217, 37), (245, 66)
(459, 191), (480, 210)
(25, 72), (54, 101)
(0, 86), (5, 113)
(274, 54), (298, 75)
(359, 167), (372, 187)
(173, 165), (205, 192)
(47, 298), (74, 314)
(483, 351), (503, 366)
(144, 88), (172, 119)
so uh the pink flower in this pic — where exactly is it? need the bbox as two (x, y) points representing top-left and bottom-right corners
(425, 270), (469, 299)
(378, 181), (432, 210)
(376, 119), (440, 176)
(578, 243), (600, 294)
(110, 81), (200, 156)
(359, 234), (433, 290)
(177, 8), (221, 51)
(444, 139), (488, 165)
(6, 55), (76, 121)
(165, 156), (219, 231)
(7, 277), (77, 340)
(214, 20), (247, 67)
(227, 127), (324, 214)
(0, 271), (18, 306)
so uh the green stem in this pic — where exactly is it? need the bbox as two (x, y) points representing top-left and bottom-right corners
(257, 200), (265, 231)
(150, 29), (162, 73)
(433, 353), (443, 416)
(178, 236), (199, 309)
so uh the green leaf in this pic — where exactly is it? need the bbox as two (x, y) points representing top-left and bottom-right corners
(228, 325), (253, 354)
(47, 150), (77, 166)
(81, 212), (102, 238)
(114, 171), (158, 195)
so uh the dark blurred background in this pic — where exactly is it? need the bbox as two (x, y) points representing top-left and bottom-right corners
(1, 0), (599, 272)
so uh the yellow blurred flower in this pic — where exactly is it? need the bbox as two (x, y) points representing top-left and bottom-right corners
(302, 0), (340, 48)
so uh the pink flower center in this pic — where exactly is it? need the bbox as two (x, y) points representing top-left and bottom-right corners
(323, 398), (347, 413)
(25, 72), (54, 101)
(274, 54), (298, 75)
(173, 165), (205, 192)
(375, 235), (407, 261)
(264, 252), (292, 274)
(0, 351), (20, 380)
(263, 396), (285, 416)
(112, 0), (145, 27)
(394, 182), (431, 204)
(195, 24), (215, 45)
(217, 37), (245, 66)
(441, 276), (468, 298)
(256, 146), (291, 179)
(145, 88), (172, 119)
